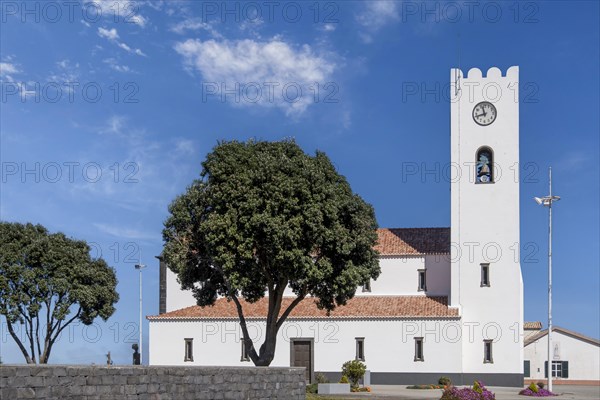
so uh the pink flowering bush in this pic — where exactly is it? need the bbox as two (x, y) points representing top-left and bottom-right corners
(519, 383), (557, 397)
(440, 381), (496, 400)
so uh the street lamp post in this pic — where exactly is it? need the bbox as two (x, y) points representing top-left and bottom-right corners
(534, 167), (560, 392)
(134, 263), (147, 365)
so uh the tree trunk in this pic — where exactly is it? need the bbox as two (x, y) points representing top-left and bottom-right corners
(233, 284), (307, 367)
(6, 320), (34, 364)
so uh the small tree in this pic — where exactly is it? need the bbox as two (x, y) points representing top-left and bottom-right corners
(0, 222), (119, 364)
(163, 139), (380, 366)
(342, 360), (366, 389)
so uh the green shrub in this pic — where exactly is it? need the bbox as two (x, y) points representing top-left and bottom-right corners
(537, 382), (545, 389)
(339, 375), (349, 384)
(407, 384), (444, 389)
(439, 376), (452, 386)
(306, 383), (317, 394)
(528, 382), (539, 393)
(341, 360), (367, 389)
(315, 372), (329, 384)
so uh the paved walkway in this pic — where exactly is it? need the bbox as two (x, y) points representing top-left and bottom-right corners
(318, 385), (600, 399)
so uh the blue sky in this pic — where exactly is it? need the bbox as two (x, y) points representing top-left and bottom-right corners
(0, 1), (598, 365)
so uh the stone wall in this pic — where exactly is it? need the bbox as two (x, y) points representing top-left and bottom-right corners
(0, 365), (306, 399)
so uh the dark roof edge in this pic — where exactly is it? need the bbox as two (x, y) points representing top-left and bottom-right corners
(524, 326), (600, 347)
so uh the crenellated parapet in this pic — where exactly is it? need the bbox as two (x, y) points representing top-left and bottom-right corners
(450, 66), (519, 104)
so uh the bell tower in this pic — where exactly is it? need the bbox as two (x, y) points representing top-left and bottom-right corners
(450, 66), (524, 385)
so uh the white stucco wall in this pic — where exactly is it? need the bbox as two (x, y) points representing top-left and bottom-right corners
(366, 256), (425, 295)
(149, 317), (462, 374)
(450, 66), (524, 375)
(524, 331), (600, 381)
(166, 268), (196, 312)
(173, 254), (452, 300)
(424, 255), (451, 296)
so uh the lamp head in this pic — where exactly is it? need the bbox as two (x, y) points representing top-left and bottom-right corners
(534, 197), (543, 205)
(135, 264), (146, 270)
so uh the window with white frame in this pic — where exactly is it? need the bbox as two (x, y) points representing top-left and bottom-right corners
(545, 361), (569, 378)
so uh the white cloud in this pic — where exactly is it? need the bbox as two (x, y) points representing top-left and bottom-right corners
(356, 1), (399, 42)
(173, 138), (196, 156)
(97, 27), (146, 56)
(129, 14), (147, 28)
(118, 42), (132, 51)
(86, 1), (148, 27)
(101, 115), (127, 135)
(98, 27), (119, 40)
(174, 38), (336, 116)
(47, 59), (80, 86)
(170, 17), (221, 38)
(103, 58), (132, 73)
(0, 62), (20, 80)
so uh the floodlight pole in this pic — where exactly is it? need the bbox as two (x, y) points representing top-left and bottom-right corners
(534, 167), (560, 392)
(547, 168), (553, 393)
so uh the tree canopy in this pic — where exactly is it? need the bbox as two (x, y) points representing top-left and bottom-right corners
(163, 139), (379, 366)
(0, 222), (119, 364)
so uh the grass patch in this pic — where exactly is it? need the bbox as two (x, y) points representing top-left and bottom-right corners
(306, 394), (355, 400)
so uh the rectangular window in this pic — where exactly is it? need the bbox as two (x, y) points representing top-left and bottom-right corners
(414, 337), (424, 361)
(362, 280), (371, 292)
(524, 360), (531, 377)
(481, 263), (490, 287)
(545, 361), (568, 378)
(355, 338), (365, 361)
(483, 340), (493, 363)
(184, 338), (194, 362)
(241, 340), (250, 362)
(418, 269), (427, 291)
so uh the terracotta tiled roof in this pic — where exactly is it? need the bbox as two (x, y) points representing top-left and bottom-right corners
(375, 228), (450, 256)
(147, 296), (458, 320)
(524, 321), (542, 330)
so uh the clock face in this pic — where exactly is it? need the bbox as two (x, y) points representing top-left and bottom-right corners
(473, 102), (497, 126)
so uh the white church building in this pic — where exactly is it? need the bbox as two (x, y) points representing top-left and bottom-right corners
(148, 66), (524, 386)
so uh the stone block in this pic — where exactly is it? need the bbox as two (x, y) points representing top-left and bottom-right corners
(16, 387), (36, 399)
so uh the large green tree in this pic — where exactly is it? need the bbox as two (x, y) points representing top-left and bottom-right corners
(0, 222), (119, 364)
(163, 139), (380, 366)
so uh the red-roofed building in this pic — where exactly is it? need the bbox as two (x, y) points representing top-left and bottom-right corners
(148, 67), (525, 387)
